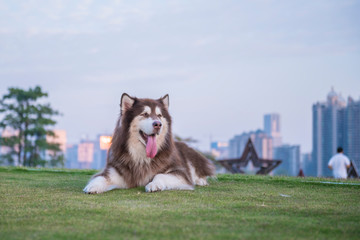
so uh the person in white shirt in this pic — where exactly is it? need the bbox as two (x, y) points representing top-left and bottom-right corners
(328, 147), (351, 179)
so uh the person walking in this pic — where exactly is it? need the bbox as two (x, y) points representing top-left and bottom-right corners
(328, 147), (351, 179)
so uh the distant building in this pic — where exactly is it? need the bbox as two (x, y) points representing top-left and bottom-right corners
(46, 129), (67, 162)
(210, 141), (229, 160)
(0, 128), (20, 166)
(77, 141), (95, 169)
(229, 130), (273, 159)
(312, 88), (360, 177)
(66, 144), (79, 169)
(344, 97), (360, 172)
(264, 113), (282, 147)
(273, 145), (300, 176)
(1, 128), (66, 167)
(65, 134), (112, 170)
(92, 134), (112, 169)
(226, 112), (303, 176)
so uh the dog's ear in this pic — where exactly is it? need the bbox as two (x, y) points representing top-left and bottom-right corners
(160, 94), (169, 110)
(120, 93), (135, 115)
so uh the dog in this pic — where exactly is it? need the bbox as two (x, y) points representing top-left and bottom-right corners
(83, 93), (215, 193)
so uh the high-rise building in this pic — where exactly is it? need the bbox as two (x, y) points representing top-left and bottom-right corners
(344, 97), (360, 171)
(273, 145), (300, 176)
(264, 113), (282, 147)
(311, 88), (359, 177)
(228, 130), (273, 159)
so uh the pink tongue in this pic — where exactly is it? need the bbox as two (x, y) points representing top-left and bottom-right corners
(146, 135), (157, 158)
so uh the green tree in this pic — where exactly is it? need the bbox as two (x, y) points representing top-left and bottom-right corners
(0, 86), (63, 167)
(174, 134), (198, 144)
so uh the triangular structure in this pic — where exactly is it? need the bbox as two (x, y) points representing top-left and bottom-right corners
(238, 139), (262, 167)
(218, 138), (282, 175)
(348, 161), (359, 178)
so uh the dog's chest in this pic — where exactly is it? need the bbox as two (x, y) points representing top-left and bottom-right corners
(129, 165), (155, 187)
(137, 172), (154, 186)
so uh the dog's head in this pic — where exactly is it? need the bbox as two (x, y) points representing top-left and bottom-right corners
(120, 93), (171, 160)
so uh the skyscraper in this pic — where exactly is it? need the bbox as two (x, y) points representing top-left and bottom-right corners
(264, 113), (282, 147)
(344, 97), (360, 171)
(312, 88), (352, 177)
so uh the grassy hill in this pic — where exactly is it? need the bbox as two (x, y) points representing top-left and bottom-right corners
(0, 167), (359, 240)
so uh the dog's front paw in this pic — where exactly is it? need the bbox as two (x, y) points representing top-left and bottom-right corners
(145, 181), (166, 192)
(83, 176), (108, 194)
(195, 177), (208, 186)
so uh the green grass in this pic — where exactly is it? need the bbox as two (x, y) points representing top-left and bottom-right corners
(1, 167), (359, 240)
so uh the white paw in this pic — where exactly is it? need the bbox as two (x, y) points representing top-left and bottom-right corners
(145, 181), (166, 192)
(145, 174), (195, 192)
(195, 178), (208, 186)
(83, 176), (108, 194)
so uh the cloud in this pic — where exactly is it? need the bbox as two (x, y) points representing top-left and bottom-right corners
(97, 6), (114, 19)
(193, 36), (219, 47)
(24, 27), (90, 37)
(77, 0), (92, 12)
(88, 48), (99, 54)
(0, 28), (14, 35)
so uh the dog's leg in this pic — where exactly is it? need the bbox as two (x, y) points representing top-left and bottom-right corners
(145, 174), (194, 192)
(83, 167), (127, 194)
(187, 161), (209, 186)
(83, 175), (109, 194)
(195, 177), (208, 186)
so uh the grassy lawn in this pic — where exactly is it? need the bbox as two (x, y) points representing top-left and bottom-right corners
(0, 167), (359, 240)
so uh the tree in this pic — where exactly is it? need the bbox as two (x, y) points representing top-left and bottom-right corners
(174, 134), (198, 144)
(0, 86), (63, 167)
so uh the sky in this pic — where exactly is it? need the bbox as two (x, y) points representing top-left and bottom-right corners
(0, 0), (359, 153)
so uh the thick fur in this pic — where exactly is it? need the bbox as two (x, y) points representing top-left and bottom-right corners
(83, 94), (215, 194)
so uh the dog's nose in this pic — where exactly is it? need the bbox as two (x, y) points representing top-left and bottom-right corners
(153, 121), (162, 129)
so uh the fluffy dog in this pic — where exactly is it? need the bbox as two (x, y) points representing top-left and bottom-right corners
(83, 94), (215, 193)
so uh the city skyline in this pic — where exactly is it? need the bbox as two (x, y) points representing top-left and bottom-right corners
(0, 1), (359, 152)
(312, 88), (360, 177)
(1, 91), (356, 176)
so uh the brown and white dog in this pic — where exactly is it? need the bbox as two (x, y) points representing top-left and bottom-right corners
(83, 93), (215, 193)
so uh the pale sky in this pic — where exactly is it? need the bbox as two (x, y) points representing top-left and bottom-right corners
(0, 0), (359, 153)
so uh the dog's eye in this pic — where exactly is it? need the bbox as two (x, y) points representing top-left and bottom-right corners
(157, 114), (162, 118)
(143, 113), (149, 117)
